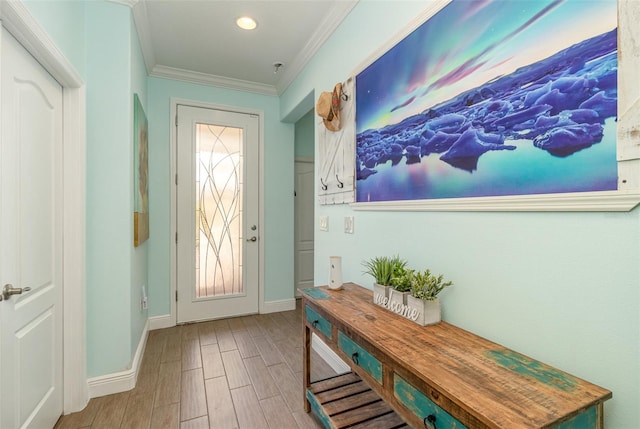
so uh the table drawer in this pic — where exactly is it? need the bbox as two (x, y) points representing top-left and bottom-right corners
(305, 305), (332, 339)
(394, 374), (467, 429)
(338, 331), (382, 384)
(553, 406), (598, 429)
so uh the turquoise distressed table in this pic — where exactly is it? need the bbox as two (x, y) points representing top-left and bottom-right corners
(301, 283), (611, 429)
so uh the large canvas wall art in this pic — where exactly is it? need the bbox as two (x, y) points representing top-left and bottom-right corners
(355, 0), (618, 203)
(134, 94), (149, 247)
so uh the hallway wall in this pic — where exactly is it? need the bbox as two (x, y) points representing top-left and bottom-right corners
(280, 1), (640, 427)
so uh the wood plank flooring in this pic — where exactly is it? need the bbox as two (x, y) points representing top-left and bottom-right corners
(55, 300), (337, 429)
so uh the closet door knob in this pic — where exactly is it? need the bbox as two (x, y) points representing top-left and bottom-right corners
(2, 284), (31, 300)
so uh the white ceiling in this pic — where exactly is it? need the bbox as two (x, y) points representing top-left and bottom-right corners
(130, 0), (359, 95)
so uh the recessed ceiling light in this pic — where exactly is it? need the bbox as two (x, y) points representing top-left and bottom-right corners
(236, 16), (257, 31)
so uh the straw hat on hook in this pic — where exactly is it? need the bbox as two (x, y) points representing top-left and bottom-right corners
(316, 83), (343, 132)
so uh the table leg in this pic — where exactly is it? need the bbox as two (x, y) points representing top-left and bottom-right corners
(303, 323), (311, 413)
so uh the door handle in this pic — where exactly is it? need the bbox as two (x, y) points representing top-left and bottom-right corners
(2, 284), (31, 300)
(246, 236), (257, 242)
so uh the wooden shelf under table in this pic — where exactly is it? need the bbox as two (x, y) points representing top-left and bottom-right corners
(307, 372), (409, 429)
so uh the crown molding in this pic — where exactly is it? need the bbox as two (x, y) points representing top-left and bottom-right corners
(151, 65), (278, 96)
(127, 0), (156, 75)
(111, 0), (358, 96)
(108, 1), (156, 75)
(276, 1), (359, 95)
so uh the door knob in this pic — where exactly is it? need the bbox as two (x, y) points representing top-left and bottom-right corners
(246, 236), (257, 242)
(2, 284), (31, 300)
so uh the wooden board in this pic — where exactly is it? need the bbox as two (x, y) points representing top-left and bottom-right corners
(303, 283), (611, 429)
(308, 373), (408, 429)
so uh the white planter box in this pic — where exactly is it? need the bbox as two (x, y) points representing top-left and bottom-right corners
(388, 289), (409, 307)
(407, 296), (441, 326)
(372, 283), (390, 306)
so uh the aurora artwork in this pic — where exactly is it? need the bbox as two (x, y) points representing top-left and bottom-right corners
(355, 0), (618, 202)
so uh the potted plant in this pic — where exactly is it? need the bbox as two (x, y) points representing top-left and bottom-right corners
(389, 267), (413, 307)
(407, 269), (452, 326)
(362, 255), (406, 304)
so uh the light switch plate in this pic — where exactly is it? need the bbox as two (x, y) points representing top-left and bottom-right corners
(344, 216), (354, 234)
(319, 215), (329, 231)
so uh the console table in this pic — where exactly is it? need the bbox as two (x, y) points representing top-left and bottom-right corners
(301, 283), (611, 429)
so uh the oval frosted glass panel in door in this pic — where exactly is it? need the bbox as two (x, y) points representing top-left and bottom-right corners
(195, 124), (243, 298)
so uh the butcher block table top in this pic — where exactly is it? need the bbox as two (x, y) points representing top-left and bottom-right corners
(302, 283), (612, 429)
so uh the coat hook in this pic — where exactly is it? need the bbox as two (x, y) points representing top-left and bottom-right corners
(320, 178), (328, 191)
(340, 83), (349, 101)
(336, 175), (344, 188)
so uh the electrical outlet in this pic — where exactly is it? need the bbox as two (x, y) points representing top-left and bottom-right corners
(344, 216), (354, 234)
(319, 215), (329, 231)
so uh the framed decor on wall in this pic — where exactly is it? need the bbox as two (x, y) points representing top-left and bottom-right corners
(134, 93), (149, 246)
(317, 78), (356, 205)
(353, 0), (639, 212)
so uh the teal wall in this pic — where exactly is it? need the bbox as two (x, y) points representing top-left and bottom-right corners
(280, 2), (640, 428)
(129, 10), (149, 364)
(294, 109), (315, 159)
(85, 0), (132, 376)
(23, 0), (149, 378)
(22, 0), (86, 78)
(146, 77), (295, 316)
(85, 1), (149, 377)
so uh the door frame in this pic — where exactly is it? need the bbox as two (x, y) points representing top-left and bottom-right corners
(1, 1), (88, 413)
(170, 98), (265, 324)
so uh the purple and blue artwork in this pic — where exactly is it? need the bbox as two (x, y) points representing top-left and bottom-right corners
(355, 0), (618, 202)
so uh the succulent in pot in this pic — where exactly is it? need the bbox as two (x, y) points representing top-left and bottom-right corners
(362, 255), (406, 303)
(407, 269), (452, 326)
(409, 269), (452, 301)
(389, 267), (413, 306)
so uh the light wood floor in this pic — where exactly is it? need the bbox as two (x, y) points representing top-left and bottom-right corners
(55, 300), (337, 429)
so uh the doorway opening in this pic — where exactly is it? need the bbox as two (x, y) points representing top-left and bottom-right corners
(294, 109), (315, 297)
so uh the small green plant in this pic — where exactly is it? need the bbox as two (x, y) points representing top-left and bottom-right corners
(362, 255), (406, 286)
(409, 269), (452, 301)
(391, 267), (413, 292)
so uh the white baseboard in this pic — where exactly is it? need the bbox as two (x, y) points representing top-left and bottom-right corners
(148, 299), (295, 330)
(87, 320), (149, 398)
(149, 314), (174, 330)
(262, 298), (296, 314)
(311, 333), (350, 374)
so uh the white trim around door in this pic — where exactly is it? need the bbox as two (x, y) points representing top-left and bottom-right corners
(170, 98), (265, 325)
(0, 0), (88, 414)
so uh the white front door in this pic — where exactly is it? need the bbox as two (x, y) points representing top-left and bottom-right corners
(176, 105), (260, 323)
(294, 160), (314, 296)
(0, 28), (63, 429)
